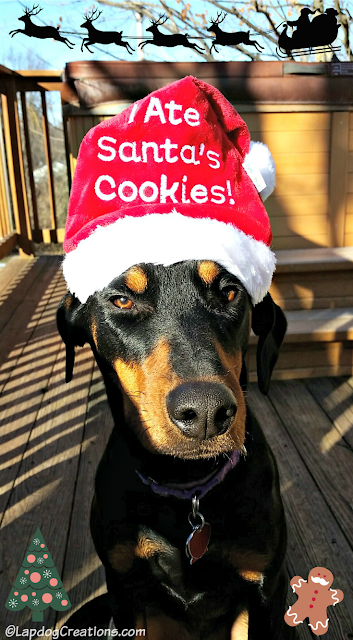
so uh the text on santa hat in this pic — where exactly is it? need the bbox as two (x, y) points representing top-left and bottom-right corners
(95, 175), (235, 205)
(128, 98), (200, 127)
(94, 97), (236, 206)
(97, 138), (220, 169)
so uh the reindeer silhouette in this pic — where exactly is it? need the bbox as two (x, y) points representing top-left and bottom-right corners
(80, 8), (134, 54)
(207, 12), (264, 54)
(139, 15), (204, 53)
(9, 4), (74, 48)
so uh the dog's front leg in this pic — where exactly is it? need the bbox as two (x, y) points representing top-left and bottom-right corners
(231, 609), (249, 640)
(245, 568), (297, 640)
(64, 593), (117, 630)
(64, 569), (136, 632)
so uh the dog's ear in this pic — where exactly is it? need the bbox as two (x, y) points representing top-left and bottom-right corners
(251, 293), (287, 395)
(57, 293), (87, 383)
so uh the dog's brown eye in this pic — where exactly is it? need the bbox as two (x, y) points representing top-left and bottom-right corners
(221, 288), (236, 302)
(113, 296), (133, 309)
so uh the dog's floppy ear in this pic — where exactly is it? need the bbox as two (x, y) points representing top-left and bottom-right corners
(57, 293), (87, 383)
(251, 293), (287, 395)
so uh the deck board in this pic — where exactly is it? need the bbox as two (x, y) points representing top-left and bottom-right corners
(248, 384), (353, 639)
(0, 260), (95, 629)
(0, 256), (352, 639)
(267, 380), (353, 545)
(57, 366), (113, 627)
(305, 376), (353, 450)
(0, 257), (60, 373)
(0, 256), (30, 296)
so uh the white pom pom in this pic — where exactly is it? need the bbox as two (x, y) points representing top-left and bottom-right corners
(244, 141), (276, 201)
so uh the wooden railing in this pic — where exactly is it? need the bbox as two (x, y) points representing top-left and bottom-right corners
(0, 66), (65, 258)
(2, 62), (353, 259)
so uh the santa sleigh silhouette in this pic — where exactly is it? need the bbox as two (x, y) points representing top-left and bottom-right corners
(277, 8), (341, 58)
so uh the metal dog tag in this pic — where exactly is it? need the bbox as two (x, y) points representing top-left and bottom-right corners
(185, 496), (211, 565)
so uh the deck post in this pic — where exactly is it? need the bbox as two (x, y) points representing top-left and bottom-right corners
(1, 76), (33, 256)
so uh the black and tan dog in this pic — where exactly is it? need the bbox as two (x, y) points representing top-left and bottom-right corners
(57, 259), (292, 639)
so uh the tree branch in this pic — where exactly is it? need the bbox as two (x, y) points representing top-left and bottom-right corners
(335, 0), (353, 59)
(95, 0), (353, 61)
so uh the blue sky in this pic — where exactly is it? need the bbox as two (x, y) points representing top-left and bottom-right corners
(0, 0), (349, 71)
(0, 0), (239, 69)
(1, 0), (147, 68)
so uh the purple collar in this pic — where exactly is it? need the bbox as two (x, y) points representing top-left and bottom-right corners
(135, 450), (240, 500)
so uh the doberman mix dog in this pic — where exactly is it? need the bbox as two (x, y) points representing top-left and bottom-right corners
(57, 258), (292, 639)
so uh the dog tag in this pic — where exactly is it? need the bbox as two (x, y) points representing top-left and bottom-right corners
(185, 503), (211, 565)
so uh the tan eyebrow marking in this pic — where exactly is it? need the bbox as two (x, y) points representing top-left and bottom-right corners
(124, 266), (148, 294)
(198, 260), (220, 285)
(239, 570), (264, 583)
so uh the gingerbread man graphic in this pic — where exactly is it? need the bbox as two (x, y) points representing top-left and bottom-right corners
(284, 567), (344, 635)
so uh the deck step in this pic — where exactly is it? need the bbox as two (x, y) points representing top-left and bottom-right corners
(248, 307), (353, 380)
(274, 246), (353, 273)
(250, 308), (353, 344)
(285, 308), (353, 342)
(270, 247), (353, 311)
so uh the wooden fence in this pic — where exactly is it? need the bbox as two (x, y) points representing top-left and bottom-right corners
(0, 66), (64, 258)
(62, 60), (353, 252)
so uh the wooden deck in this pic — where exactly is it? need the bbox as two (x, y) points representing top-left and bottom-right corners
(0, 256), (352, 639)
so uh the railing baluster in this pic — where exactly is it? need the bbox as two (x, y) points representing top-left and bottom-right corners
(0, 107), (12, 237)
(41, 91), (57, 240)
(20, 91), (40, 236)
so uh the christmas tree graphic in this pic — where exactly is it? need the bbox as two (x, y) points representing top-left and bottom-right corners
(5, 528), (71, 622)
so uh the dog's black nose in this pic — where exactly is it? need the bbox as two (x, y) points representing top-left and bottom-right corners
(167, 382), (237, 440)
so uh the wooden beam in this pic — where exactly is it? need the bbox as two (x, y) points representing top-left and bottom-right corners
(328, 112), (349, 247)
(61, 61), (353, 109)
(0, 65), (14, 75)
(3, 69), (63, 93)
(10, 79), (62, 92)
(1, 81), (33, 256)
(15, 69), (62, 77)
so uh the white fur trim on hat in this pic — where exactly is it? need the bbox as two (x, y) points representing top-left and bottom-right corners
(244, 142), (276, 202)
(62, 210), (276, 305)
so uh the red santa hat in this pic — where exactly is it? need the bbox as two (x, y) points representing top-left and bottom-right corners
(63, 76), (276, 305)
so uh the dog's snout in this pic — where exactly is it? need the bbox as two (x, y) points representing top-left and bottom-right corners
(167, 382), (237, 440)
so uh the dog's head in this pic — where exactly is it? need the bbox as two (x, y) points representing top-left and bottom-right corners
(57, 260), (286, 461)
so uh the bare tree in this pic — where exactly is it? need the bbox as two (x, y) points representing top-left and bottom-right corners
(96, 0), (353, 61)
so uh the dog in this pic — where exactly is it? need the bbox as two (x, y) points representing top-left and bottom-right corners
(57, 258), (292, 639)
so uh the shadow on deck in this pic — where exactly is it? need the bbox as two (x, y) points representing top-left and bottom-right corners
(0, 256), (352, 639)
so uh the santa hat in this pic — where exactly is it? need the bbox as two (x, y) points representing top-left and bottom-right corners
(63, 76), (276, 305)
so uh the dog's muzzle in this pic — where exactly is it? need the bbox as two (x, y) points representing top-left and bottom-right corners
(167, 382), (237, 440)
